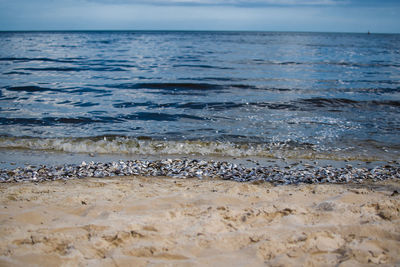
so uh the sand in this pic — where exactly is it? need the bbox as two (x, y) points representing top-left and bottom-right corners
(0, 176), (399, 267)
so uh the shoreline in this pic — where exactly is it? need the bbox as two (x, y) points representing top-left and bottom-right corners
(0, 176), (399, 266)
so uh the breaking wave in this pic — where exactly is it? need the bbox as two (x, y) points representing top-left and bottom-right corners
(0, 136), (395, 161)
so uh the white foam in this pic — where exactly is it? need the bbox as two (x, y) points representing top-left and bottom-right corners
(0, 136), (389, 161)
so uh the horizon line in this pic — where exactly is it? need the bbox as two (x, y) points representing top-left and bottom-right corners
(0, 29), (398, 35)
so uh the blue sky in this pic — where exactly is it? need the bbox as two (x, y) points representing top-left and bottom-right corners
(0, 0), (399, 33)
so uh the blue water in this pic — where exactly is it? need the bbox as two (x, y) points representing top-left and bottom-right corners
(0, 31), (400, 162)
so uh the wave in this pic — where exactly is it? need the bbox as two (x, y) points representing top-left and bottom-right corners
(104, 82), (296, 95)
(112, 101), (242, 111)
(266, 98), (400, 111)
(0, 117), (121, 126)
(3, 83), (398, 115)
(3, 71), (31, 75)
(4, 83), (398, 97)
(172, 64), (234, 70)
(107, 82), (224, 91)
(294, 98), (400, 110)
(112, 98), (400, 111)
(18, 66), (127, 72)
(5, 85), (61, 92)
(123, 112), (206, 121)
(103, 82), (400, 95)
(0, 136), (392, 161)
(0, 57), (80, 63)
(4, 56), (399, 69)
(2, 85), (111, 95)
(69, 87), (110, 94)
(0, 111), (206, 126)
(243, 59), (400, 68)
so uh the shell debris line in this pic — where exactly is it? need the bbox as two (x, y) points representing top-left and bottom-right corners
(1, 159), (399, 184)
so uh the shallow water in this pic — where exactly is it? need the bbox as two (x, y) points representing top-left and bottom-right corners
(0, 31), (399, 165)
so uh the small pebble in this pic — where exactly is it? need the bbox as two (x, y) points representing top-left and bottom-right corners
(0, 159), (398, 185)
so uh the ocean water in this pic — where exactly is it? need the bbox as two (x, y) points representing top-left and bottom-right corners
(0, 31), (400, 167)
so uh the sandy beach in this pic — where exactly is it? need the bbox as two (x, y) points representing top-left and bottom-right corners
(0, 176), (399, 266)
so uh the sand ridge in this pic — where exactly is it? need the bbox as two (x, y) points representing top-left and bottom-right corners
(0, 176), (399, 266)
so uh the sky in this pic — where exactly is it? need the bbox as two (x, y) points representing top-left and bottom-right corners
(0, 0), (399, 33)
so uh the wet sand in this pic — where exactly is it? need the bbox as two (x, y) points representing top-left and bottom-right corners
(0, 176), (399, 266)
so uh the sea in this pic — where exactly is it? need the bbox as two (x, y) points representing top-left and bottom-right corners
(0, 31), (399, 169)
